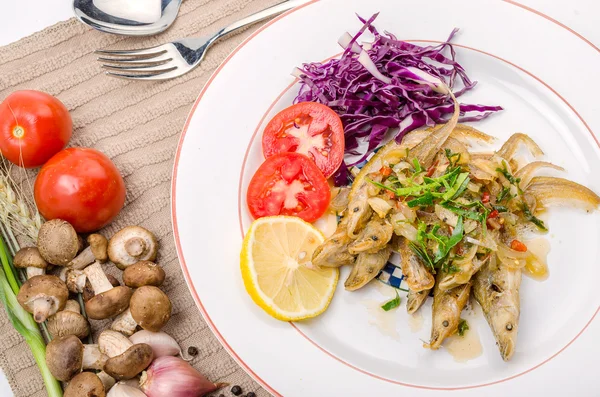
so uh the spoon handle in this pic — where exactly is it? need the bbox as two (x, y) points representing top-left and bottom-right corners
(217, 0), (310, 38)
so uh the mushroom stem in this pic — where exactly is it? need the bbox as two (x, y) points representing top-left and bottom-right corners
(111, 309), (137, 336)
(97, 371), (116, 392)
(125, 238), (146, 257)
(26, 267), (45, 279)
(83, 344), (108, 370)
(33, 298), (53, 322)
(84, 262), (114, 294)
(64, 300), (81, 313)
(66, 269), (87, 293)
(69, 246), (95, 270)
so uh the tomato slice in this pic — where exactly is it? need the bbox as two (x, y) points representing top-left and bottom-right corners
(247, 152), (331, 222)
(262, 102), (344, 178)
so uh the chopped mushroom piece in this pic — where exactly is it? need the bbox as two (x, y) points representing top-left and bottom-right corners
(84, 262), (132, 320)
(122, 261), (165, 288)
(112, 286), (172, 335)
(108, 226), (158, 270)
(64, 372), (106, 397)
(37, 219), (79, 266)
(13, 247), (48, 279)
(45, 336), (107, 381)
(16, 275), (68, 322)
(69, 233), (109, 270)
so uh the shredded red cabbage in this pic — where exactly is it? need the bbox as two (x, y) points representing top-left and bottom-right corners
(293, 13), (502, 186)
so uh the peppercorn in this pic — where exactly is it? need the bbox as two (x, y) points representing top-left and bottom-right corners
(231, 386), (243, 396)
(187, 346), (199, 356)
(247, 393), (256, 397)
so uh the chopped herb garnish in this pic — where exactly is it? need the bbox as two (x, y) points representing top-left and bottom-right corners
(412, 158), (423, 173)
(492, 205), (509, 213)
(381, 290), (401, 311)
(497, 186), (512, 203)
(407, 192), (434, 208)
(458, 319), (469, 336)
(445, 149), (462, 167)
(521, 202), (548, 231)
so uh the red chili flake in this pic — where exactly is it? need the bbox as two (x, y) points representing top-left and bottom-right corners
(510, 240), (528, 252)
(482, 191), (490, 203)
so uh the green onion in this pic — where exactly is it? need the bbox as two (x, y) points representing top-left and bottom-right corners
(381, 290), (401, 311)
(442, 172), (470, 201)
(412, 158), (423, 173)
(521, 203), (548, 231)
(0, 233), (63, 397)
(441, 203), (484, 222)
(407, 192), (434, 208)
(458, 318), (469, 336)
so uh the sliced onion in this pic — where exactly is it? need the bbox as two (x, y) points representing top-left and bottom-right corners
(466, 182), (481, 193)
(465, 236), (497, 251)
(398, 202), (416, 223)
(358, 50), (392, 84)
(393, 221), (418, 242)
(368, 197), (393, 218)
(338, 32), (362, 53)
(497, 242), (529, 269)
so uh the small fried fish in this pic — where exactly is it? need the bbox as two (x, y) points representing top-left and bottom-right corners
(425, 273), (471, 350)
(344, 246), (392, 291)
(348, 217), (393, 255)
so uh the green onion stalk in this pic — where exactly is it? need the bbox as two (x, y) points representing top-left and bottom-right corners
(0, 227), (63, 396)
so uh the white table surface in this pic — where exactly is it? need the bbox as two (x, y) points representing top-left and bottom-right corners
(0, 0), (598, 396)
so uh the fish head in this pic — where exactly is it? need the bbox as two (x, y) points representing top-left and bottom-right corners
(489, 303), (519, 361)
(346, 191), (372, 238)
(348, 220), (393, 254)
(311, 233), (354, 268)
(428, 304), (459, 350)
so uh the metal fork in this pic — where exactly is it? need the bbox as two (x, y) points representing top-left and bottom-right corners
(95, 0), (307, 80)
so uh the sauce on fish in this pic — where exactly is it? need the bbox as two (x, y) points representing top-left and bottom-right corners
(444, 324), (483, 363)
(408, 311), (425, 332)
(362, 299), (400, 341)
(524, 237), (551, 281)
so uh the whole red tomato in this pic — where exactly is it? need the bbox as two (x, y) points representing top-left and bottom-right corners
(0, 90), (72, 168)
(34, 148), (126, 233)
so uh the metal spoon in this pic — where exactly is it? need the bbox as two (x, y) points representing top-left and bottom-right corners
(73, 0), (182, 36)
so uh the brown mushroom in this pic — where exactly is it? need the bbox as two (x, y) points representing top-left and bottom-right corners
(98, 330), (153, 380)
(64, 372), (105, 397)
(69, 234), (109, 270)
(37, 219), (79, 266)
(84, 262), (132, 320)
(13, 247), (48, 279)
(111, 286), (171, 335)
(108, 227), (158, 270)
(17, 275), (68, 322)
(123, 261), (165, 288)
(104, 344), (153, 381)
(47, 300), (90, 339)
(45, 336), (107, 381)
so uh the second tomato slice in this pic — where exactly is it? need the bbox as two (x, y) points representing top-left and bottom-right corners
(247, 152), (331, 223)
(262, 102), (344, 178)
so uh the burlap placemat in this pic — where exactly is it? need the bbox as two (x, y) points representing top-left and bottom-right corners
(0, 1), (281, 395)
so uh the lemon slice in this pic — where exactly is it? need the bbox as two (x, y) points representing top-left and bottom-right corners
(241, 216), (339, 321)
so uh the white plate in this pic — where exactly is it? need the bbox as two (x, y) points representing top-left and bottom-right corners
(172, 1), (600, 395)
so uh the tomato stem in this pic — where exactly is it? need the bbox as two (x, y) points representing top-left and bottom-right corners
(12, 125), (25, 138)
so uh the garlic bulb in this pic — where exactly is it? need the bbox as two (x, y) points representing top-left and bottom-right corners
(107, 383), (147, 397)
(129, 330), (182, 358)
(140, 356), (224, 397)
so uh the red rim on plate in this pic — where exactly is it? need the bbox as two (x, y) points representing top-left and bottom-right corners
(172, 1), (600, 395)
